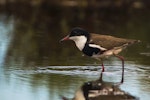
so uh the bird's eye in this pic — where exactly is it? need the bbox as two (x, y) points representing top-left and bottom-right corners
(74, 31), (77, 33)
(74, 31), (78, 34)
(73, 31), (80, 36)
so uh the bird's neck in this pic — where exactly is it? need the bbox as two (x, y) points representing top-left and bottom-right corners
(71, 36), (88, 51)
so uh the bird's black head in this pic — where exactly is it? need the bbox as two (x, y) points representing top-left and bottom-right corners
(69, 27), (90, 41)
(60, 27), (90, 43)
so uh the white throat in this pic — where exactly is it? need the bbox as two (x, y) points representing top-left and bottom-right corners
(69, 36), (87, 51)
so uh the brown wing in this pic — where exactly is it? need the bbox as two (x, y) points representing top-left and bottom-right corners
(90, 33), (138, 50)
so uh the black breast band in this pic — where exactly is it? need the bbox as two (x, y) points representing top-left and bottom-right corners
(82, 44), (103, 56)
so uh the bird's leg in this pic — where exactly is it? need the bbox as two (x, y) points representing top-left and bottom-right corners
(95, 58), (105, 73)
(95, 58), (104, 80)
(99, 71), (103, 81)
(114, 55), (124, 83)
(99, 59), (104, 81)
(101, 61), (105, 72)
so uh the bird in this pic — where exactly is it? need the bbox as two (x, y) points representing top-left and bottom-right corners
(60, 27), (140, 83)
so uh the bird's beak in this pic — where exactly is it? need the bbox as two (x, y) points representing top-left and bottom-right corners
(60, 35), (70, 42)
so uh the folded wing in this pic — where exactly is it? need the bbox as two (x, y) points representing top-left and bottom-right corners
(90, 33), (139, 50)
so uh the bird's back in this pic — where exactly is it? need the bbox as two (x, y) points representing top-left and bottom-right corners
(90, 33), (140, 50)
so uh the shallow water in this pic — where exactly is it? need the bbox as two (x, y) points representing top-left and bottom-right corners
(0, 7), (150, 100)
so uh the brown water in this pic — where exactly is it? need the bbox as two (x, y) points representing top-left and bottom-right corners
(0, 7), (150, 100)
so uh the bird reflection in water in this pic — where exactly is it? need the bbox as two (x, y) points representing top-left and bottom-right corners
(62, 73), (138, 100)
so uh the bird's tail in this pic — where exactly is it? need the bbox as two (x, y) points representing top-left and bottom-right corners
(121, 39), (141, 49)
(131, 39), (141, 44)
(127, 39), (141, 46)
